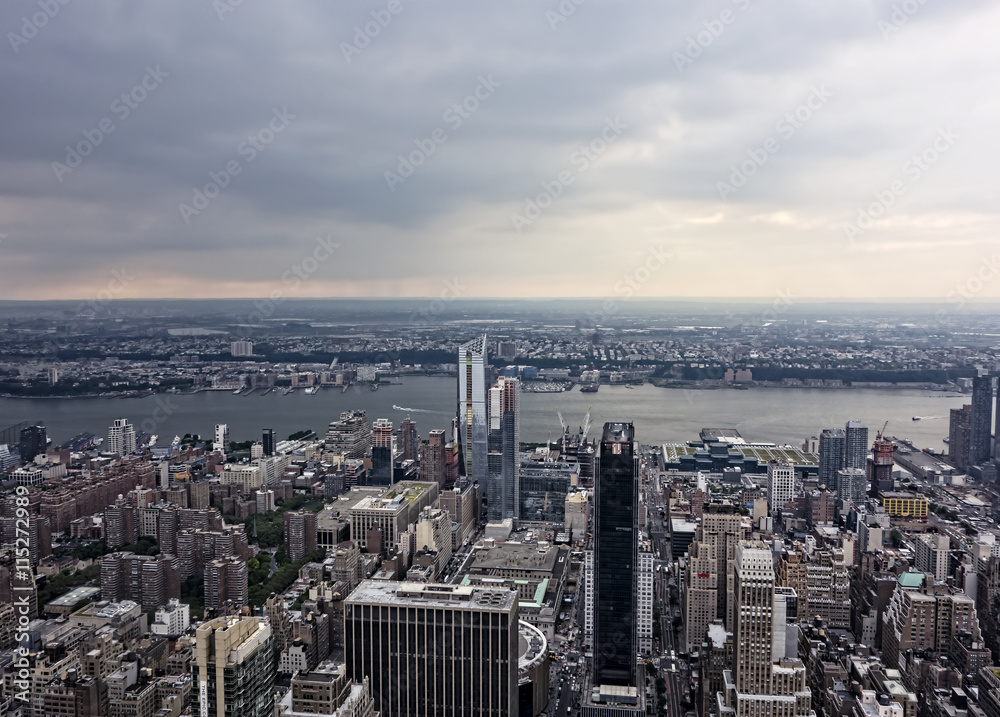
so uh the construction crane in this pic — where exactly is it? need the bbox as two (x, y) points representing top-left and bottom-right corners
(877, 420), (889, 440)
(581, 406), (592, 442)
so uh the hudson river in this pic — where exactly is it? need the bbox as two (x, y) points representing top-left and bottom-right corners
(0, 377), (969, 450)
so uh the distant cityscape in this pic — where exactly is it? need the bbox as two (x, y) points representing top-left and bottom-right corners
(2, 318), (1000, 717)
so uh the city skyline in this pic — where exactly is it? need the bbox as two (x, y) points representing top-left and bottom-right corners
(2, 3), (1000, 301)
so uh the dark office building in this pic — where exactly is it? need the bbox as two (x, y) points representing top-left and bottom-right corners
(19, 425), (47, 464)
(369, 446), (393, 487)
(970, 369), (994, 467)
(593, 422), (638, 688)
(399, 417), (419, 462)
(519, 460), (576, 523)
(818, 428), (845, 487)
(950, 405), (972, 471)
(262, 428), (276, 457)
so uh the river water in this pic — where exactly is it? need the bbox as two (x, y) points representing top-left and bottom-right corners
(0, 377), (968, 450)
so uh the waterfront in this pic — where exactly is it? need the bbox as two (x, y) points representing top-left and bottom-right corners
(0, 377), (969, 450)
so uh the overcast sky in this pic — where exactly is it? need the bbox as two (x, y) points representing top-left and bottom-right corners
(1, 0), (998, 303)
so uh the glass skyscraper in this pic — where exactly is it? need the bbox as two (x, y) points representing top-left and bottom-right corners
(970, 368), (993, 467)
(487, 375), (519, 522)
(844, 420), (869, 471)
(593, 422), (638, 688)
(458, 335), (489, 485)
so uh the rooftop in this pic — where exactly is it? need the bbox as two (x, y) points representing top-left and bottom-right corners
(346, 580), (517, 612)
(47, 586), (100, 607)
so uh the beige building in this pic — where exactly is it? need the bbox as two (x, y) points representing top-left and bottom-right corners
(194, 615), (274, 717)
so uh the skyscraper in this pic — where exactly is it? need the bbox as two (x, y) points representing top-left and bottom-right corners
(593, 422), (638, 688)
(107, 418), (136, 456)
(370, 418), (394, 487)
(457, 335), (489, 484)
(194, 615), (274, 717)
(420, 429), (447, 487)
(818, 428), (845, 487)
(867, 433), (895, 497)
(844, 420), (869, 470)
(487, 375), (519, 522)
(399, 416), (418, 462)
(18, 424), (47, 464)
(949, 405), (972, 471)
(262, 428), (276, 457)
(970, 369), (993, 467)
(766, 460), (795, 513)
(284, 510), (318, 561)
(345, 581), (518, 717)
(214, 423), (229, 453)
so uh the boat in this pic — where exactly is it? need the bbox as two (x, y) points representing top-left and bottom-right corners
(282, 387), (294, 395)
(370, 383), (379, 391)
(912, 416), (921, 421)
(233, 388), (242, 395)
(580, 384), (599, 393)
(304, 386), (318, 395)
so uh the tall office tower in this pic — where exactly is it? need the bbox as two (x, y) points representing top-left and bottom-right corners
(194, 615), (274, 717)
(486, 376), (519, 522)
(867, 434), (895, 498)
(593, 422), (638, 688)
(970, 369), (994, 466)
(324, 410), (372, 459)
(107, 418), (137, 456)
(18, 424), (47, 464)
(457, 334), (489, 483)
(284, 510), (318, 561)
(845, 420), (869, 470)
(836, 468), (867, 505)
(914, 533), (951, 583)
(370, 418), (394, 487)
(719, 541), (812, 717)
(214, 424), (229, 454)
(818, 428), (846, 487)
(766, 460), (796, 513)
(399, 417), (418, 462)
(637, 552), (655, 655)
(949, 405), (973, 470)
(683, 502), (743, 651)
(420, 429), (447, 487)
(229, 340), (254, 357)
(262, 428), (276, 457)
(345, 581), (519, 717)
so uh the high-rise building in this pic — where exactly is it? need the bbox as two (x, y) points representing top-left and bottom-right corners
(262, 428), (276, 457)
(637, 552), (655, 655)
(194, 615), (274, 717)
(107, 418), (137, 456)
(399, 417), (418, 462)
(345, 581), (519, 717)
(100, 551), (180, 611)
(324, 410), (372, 459)
(867, 434), (895, 498)
(970, 369), (994, 467)
(766, 460), (796, 513)
(284, 510), (318, 561)
(914, 533), (950, 583)
(204, 556), (249, 611)
(683, 502), (743, 651)
(593, 422), (638, 688)
(818, 429), (846, 487)
(487, 376), (519, 522)
(949, 405), (973, 470)
(214, 424), (229, 454)
(458, 335), (489, 483)
(370, 418), (394, 487)
(420, 429), (448, 487)
(230, 340), (254, 357)
(836, 467), (867, 505)
(845, 420), (869, 470)
(19, 424), (47, 464)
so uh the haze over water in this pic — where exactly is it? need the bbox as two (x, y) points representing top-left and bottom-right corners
(0, 377), (967, 450)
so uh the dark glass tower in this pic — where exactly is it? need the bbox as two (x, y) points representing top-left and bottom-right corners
(970, 369), (993, 467)
(262, 428), (275, 457)
(818, 428), (845, 487)
(19, 425), (46, 464)
(593, 422), (638, 688)
(844, 420), (869, 471)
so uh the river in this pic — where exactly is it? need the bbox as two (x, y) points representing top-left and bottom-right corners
(0, 377), (968, 450)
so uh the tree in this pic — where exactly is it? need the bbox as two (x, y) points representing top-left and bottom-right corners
(890, 529), (904, 548)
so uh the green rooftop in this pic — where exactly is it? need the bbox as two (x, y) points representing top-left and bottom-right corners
(898, 570), (925, 589)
